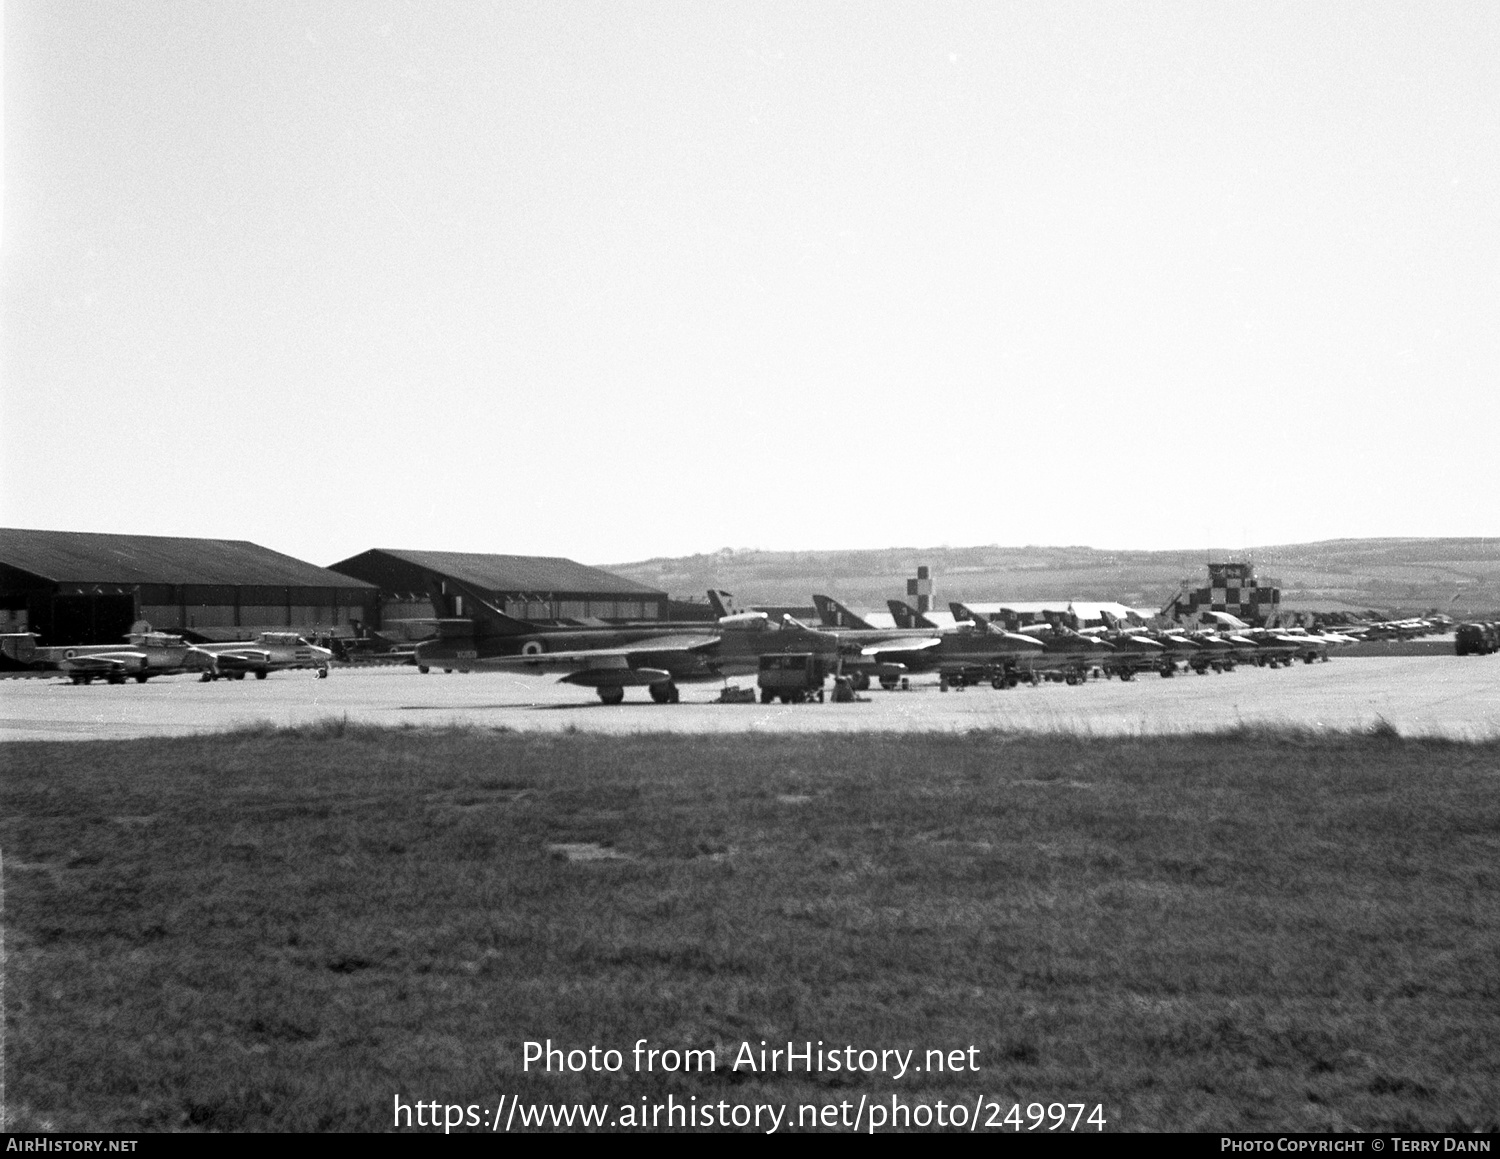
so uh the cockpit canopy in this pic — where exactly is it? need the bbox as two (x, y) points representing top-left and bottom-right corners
(259, 632), (311, 646)
(717, 611), (772, 632)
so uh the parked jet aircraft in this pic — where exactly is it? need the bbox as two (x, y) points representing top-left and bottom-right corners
(949, 603), (1118, 686)
(58, 632), (222, 684)
(840, 599), (1044, 689)
(413, 582), (843, 703)
(807, 595), (959, 688)
(17, 625), (218, 684)
(1189, 611), (1331, 666)
(196, 632), (335, 680)
(1069, 611), (1167, 680)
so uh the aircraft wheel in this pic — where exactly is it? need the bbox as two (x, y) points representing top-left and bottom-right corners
(317, 668), (328, 678)
(443, 668), (453, 674)
(939, 676), (949, 692)
(1304, 655), (1315, 665)
(135, 674), (149, 683)
(235, 672), (247, 680)
(880, 677), (900, 690)
(1120, 671), (1134, 682)
(200, 672), (213, 683)
(70, 675), (85, 686)
(649, 682), (675, 704)
(107, 673), (126, 685)
(992, 677), (1005, 690)
(816, 689), (825, 703)
(597, 685), (625, 706)
(418, 665), (430, 674)
(760, 688), (775, 704)
(256, 670), (269, 680)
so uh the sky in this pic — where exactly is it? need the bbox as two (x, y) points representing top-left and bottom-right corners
(3, 1), (1497, 567)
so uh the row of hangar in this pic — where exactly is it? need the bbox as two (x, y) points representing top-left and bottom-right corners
(0, 528), (672, 647)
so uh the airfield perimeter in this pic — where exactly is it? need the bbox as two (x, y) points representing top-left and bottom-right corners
(1, 655), (1496, 742)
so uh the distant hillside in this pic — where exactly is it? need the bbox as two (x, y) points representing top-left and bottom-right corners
(603, 539), (1500, 618)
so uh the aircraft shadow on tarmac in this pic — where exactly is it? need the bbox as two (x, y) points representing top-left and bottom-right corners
(398, 702), (616, 712)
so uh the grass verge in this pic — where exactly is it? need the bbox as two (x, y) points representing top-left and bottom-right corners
(3, 724), (1497, 1132)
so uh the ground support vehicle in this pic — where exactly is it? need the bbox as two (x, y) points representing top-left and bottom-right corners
(758, 653), (829, 703)
(1456, 622), (1499, 656)
(935, 659), (1038, 691)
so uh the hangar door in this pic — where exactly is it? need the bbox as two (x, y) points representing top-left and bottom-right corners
(47, 594), (136, 645)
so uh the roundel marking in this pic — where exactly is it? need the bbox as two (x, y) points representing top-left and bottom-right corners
(65, 649), (77, 659)
(522, 640), (545, 656)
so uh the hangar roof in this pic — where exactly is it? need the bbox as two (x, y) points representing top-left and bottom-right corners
(0, 528), (374, 588)
(345, 548), (664, 597)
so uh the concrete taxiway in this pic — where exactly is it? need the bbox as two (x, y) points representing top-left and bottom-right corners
(1, 656), (1496, 742)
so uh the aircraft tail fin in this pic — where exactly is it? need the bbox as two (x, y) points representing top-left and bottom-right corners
(706, 590), (742, 618)
(812, 594), (873, 630)
(440, 577), (536, 637)
(950, 603), (998, 634)
(888, 599), (937, 630)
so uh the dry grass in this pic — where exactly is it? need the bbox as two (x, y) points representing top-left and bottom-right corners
(3, 724), (1497, 1131)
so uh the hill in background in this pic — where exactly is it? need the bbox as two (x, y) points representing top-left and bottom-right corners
(606, 538), (1500, 618)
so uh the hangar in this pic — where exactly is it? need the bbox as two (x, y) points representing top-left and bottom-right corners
(328, 548), (669, 629)
(0, 528), (376, 645)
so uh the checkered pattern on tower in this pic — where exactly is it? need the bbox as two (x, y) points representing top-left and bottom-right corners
(1170, 562), (1282, 627)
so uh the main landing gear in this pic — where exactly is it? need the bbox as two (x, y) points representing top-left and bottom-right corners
(594, 681), (682, 705)
(648, 681), (681, 704)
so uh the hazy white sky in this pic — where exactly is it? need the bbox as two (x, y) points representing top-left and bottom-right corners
(3, 1), (1496, 566)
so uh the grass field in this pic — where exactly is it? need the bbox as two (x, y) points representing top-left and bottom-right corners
(3, 724), (1497, 1132)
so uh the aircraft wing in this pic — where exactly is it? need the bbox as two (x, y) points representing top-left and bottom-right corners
(60, 651), (146, 672)
(476, 634), (721, 671)
(212, 649), (274, 667)
(860, 637), (943, 657)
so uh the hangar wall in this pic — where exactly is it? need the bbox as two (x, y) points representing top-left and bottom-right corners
(329, 548), (669, 629)
(0, 529), (377, 646)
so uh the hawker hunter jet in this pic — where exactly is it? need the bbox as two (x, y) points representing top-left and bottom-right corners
(413, 582), (842, 704)
(1192, 611), (1331, 667)
(825, 598), (1044, 689)
(950, 603), (1119, 687)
